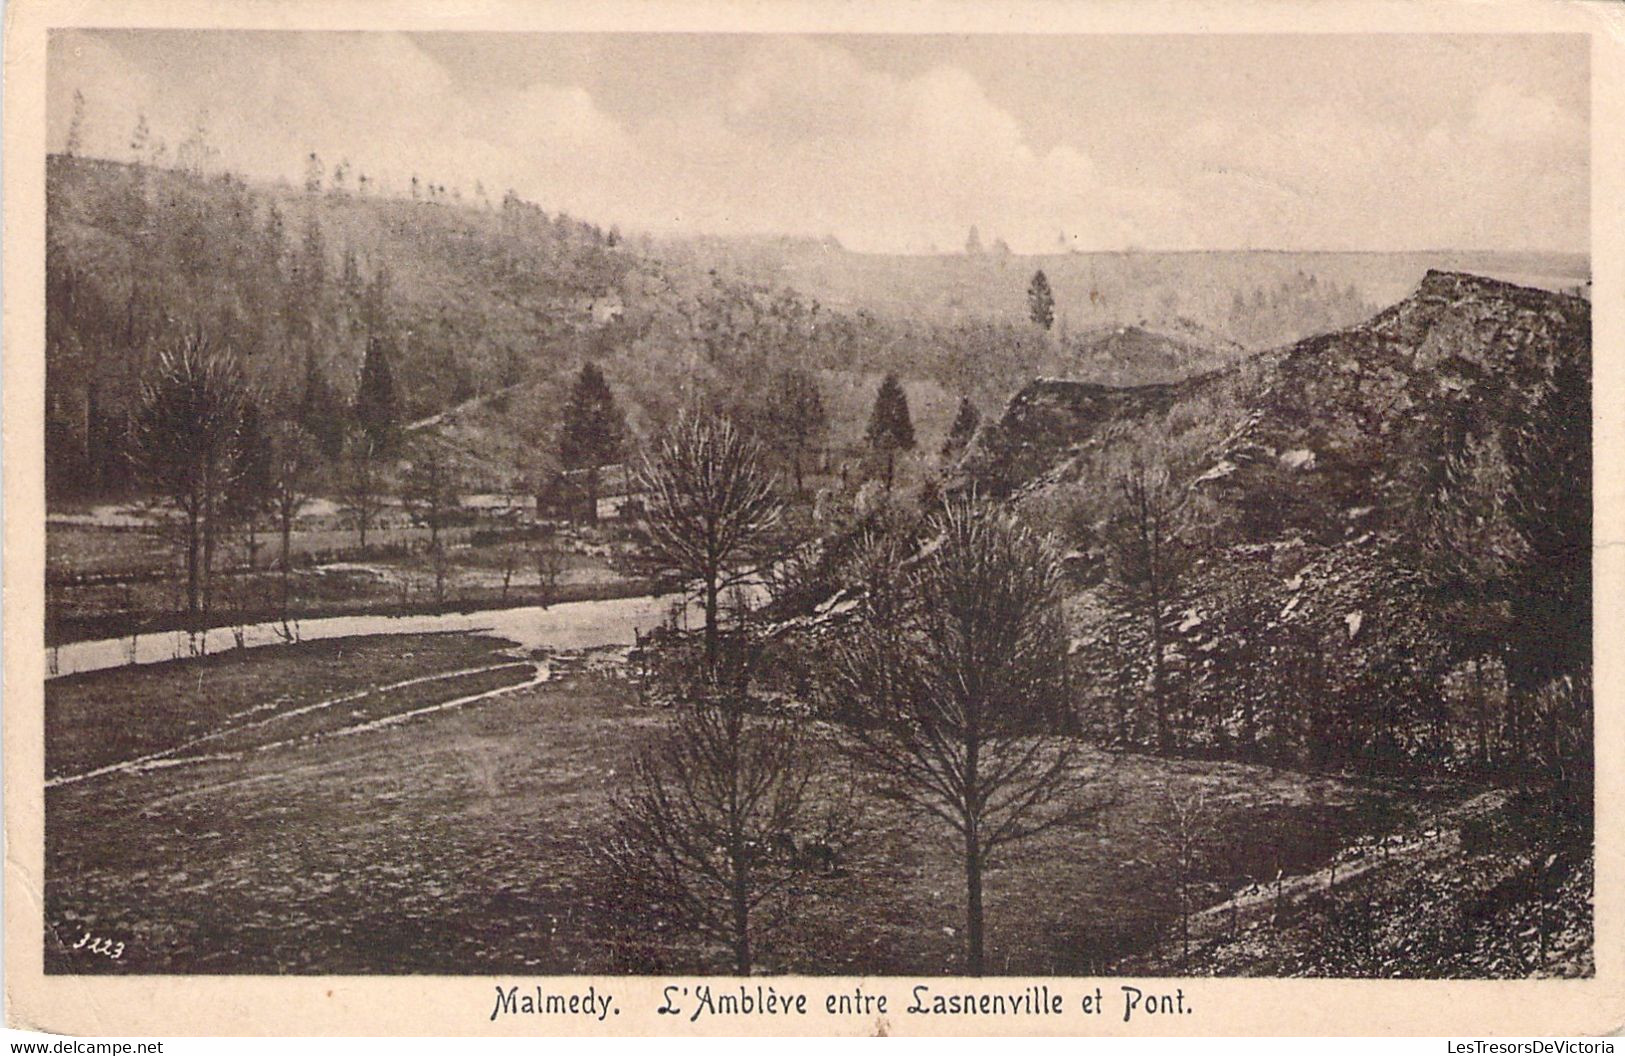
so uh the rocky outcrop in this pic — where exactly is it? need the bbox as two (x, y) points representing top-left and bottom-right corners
(958, 374), (1209, 496)
(1013, 270), (1589, 755)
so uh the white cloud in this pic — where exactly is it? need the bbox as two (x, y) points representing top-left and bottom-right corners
(48, 32), (1587, 253)
(631, 38), (1109, 251)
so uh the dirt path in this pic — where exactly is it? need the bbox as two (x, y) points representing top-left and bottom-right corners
(48, 660), (544, 789)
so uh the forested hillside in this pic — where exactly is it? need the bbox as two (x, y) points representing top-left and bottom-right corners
(45, 153), (642, 497)
(46, 155), (1302, 502)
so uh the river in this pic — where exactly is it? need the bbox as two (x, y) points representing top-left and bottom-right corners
(47, 592), (696, 680)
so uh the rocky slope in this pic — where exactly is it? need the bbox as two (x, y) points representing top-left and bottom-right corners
(967, 271), (1590, 757)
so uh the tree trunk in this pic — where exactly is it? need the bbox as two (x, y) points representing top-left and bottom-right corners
(185, 504), (201, 631)
(585, 466), (600, 524)
(202, 489), (217, 621)
(731, 860), (752, 975)
(963, 732), (984, 976)
(1180, 879), (1190, 969)
(1149, 595), (1169, 752)
(964, 832), (985, 975)
(793, 450), (805, 499)
(280, 507), (293, 627)
(1474, 657), (1489, 769)
(84, 383), (99, 492)
(704, 577), (720, 680)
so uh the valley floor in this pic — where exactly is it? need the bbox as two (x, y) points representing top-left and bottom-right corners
(44, 634), (1588, 976)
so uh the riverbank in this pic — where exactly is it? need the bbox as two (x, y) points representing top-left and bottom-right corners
(48, 573), (666, 649)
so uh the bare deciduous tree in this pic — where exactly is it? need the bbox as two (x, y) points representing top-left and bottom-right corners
(635, 413), (782, 675)
(267, 420), (319, 629)
(401, 437), (462, 604)
(833, 497), (1106, 975)
(531, 541), (566, 608)
(338, 427), (386, 550)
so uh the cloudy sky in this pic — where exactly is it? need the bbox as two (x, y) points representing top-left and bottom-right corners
(48, 31), (1587, 254)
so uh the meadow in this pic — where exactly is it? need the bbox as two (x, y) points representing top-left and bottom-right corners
(47, 631), (1474, 977)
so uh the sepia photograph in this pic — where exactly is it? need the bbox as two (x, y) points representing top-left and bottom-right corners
(21, 15), (1599, 1003)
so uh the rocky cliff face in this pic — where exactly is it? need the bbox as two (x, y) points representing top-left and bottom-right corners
(958, 374), (1206, 497)
(968, 270), (1587, 519)
(1199, 270), (1590, 546)
(994, 270), (1590, 754)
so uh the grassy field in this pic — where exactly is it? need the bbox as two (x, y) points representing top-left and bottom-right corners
(47, 519), (461, 580)
(45, 633), (1467, 976)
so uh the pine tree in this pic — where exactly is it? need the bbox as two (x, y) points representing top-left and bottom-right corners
(352, 334), (402, 454)
(941, 396), (982, 459)
(293, 217), (327, 341)
(864, 373), (915, 489)
(64, 89), (86, 158)
(1028, 270), (1055, 331)
(224, 397), (274, 533)
(340, 248), (362, 301)
(266, 420), (319, 628)
(297, 349), (345, 458)
(129, 334), (248, 632)
(558, 362), (626, 522)
(361, 264), (391, 335)
(339, 428), (384, 550)
(832, 497), (1092, 975)
(762, 367), (827, 498)
(129, 112), (150, 162)
(635, 413), (782, 675)
(218, 397), (277, 584)
(261, 205), (286, 278)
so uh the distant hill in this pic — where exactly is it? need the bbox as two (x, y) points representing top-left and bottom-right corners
(655, 234), (1588, 348)
(51, 152), (1576, 518)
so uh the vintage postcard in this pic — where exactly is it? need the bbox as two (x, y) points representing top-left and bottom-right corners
(4, 0), (1621, 1038)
